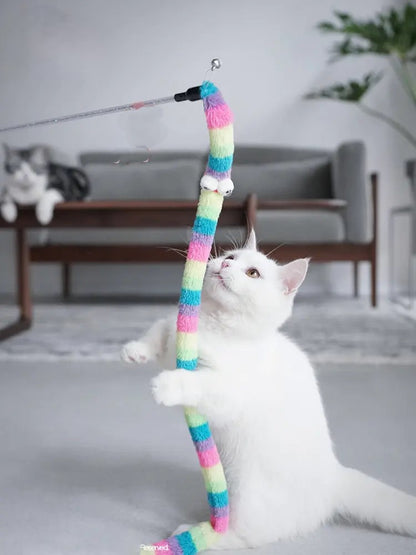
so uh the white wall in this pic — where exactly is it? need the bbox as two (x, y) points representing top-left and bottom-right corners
(0, 0), (413, 299)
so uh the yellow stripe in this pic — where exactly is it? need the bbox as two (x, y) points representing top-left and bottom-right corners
(182, 259), (207, 290)
(176, 331), (198, 360)
(197, 189), (224, 213)
(208, 124), (234, 147)
(190, 521), (220, 550)
(202, 463), (228, 493)
(197, 201), (222, 221)
(210, 142), (235, 159)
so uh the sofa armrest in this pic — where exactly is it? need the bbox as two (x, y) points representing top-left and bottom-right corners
(332, 141), (369, 243)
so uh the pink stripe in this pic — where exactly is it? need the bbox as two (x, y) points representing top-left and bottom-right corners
(152, 540), (173, 554)
(197, 446), (220, 467)
(177, 313), (198, 333)
(211, 515), (229, 533)
(206, 104), (233, 129)
(132, 102), (144, 110)
(188, 241), (211, 262)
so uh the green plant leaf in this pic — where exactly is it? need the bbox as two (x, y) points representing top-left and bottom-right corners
(317, 3), (416, 58)
(305, 73), (382, 102)
(317, 21), (337, 32)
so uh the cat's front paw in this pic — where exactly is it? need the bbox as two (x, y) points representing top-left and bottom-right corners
(152, 369), (199, 407)
(152, 371), (183, 406)
(121, 341), (152, 364)
(36, 202), (54, 225)
(152, 370), (201, 407)
(1, 202), (17, 222)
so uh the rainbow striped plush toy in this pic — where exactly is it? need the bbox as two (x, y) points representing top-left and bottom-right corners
(142, 81), (234, 554)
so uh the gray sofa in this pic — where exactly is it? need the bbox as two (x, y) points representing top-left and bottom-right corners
(42, 142), (368, 245)
(33, 141), (377, 304)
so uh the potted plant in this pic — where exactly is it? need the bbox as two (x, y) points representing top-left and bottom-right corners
(306, 4), (416, 148)
(307, 4), (416, 304)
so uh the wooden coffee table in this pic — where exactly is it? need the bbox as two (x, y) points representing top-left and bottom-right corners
(0, 199), (251, 340)
(0, 186), (378, 340)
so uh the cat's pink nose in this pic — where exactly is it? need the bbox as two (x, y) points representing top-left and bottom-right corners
(221, 260), (230, 269)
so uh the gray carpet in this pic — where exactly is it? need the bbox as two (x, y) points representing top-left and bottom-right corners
(0, 360), (415, 555)
(1, 298), (415, 363)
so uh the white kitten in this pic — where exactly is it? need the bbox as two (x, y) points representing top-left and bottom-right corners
(121, 231), (416, 549)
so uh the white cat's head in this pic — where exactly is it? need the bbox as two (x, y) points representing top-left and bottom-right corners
(202, 230), (309, 332)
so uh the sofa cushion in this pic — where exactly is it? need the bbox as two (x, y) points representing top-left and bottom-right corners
(85, 159), (201, 200)
(233, 145), (331, 164)
(230, 157), (332, 201)
(253, 209), (345, 243)
(30, 209), (344, 248)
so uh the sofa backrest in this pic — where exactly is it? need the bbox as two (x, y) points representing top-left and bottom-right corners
(233, 145), (331, 164)
(231, 145), (333, 201)
(80, 151), (205, 200)
(80, 146), (334, 202)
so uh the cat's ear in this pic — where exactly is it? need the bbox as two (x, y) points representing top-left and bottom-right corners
(30, 146), (47, 166)
(244, 228), (257, 250)
(280, 258), (310, 295)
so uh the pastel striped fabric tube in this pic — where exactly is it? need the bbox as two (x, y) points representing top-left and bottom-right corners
(144, 82), (233, 555)
(201, 81), (234, 183)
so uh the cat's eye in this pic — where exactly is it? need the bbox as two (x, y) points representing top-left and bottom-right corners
(246, 268), (260, 279)
(31, 164), (47, 175)
(225, 255), (234, 260)
(5, 163), (20, 173)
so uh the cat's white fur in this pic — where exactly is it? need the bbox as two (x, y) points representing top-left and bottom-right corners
(121, 231), (416, 549)
(1, 161), (63, 225)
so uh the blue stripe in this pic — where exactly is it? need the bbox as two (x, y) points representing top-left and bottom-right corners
(179, 288), (201, 306)
(177, 358), (198, 370)
(189, 422), (211, 442)
(208, 490), (229, 508)
(200, 81), (218, 98)
(193, 216), (217, 236)
(177, 531), (197, 554)
(208, 154), (233, 173)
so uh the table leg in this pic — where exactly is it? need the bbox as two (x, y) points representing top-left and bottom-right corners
(353, 261), (359, 298)
(62, 263), (71, 299)
(0, 229), (32, 340)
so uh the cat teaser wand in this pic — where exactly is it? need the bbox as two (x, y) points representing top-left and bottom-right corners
(148, 81), (234, 555)
(0, 62), (234, 554)
(0, 59), (222, 133)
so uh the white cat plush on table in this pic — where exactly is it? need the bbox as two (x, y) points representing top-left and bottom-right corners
(1, 144), (89, 225)
(122, 231), (416, 550)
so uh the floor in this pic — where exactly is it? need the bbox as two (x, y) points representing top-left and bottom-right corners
(0, 299), (415, 554)
(0, 361), (415, 555)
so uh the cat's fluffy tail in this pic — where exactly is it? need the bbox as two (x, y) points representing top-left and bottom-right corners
(336, 466), (416, 536)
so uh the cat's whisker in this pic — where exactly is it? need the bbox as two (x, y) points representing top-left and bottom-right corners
(237, 229), (245, 249)
(225, 232), (241, 251)
(266, 243), (287, 258)
(161, 247), (188, 259)
(206, 274), (233, 285)
(162, 247), (188, 256)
